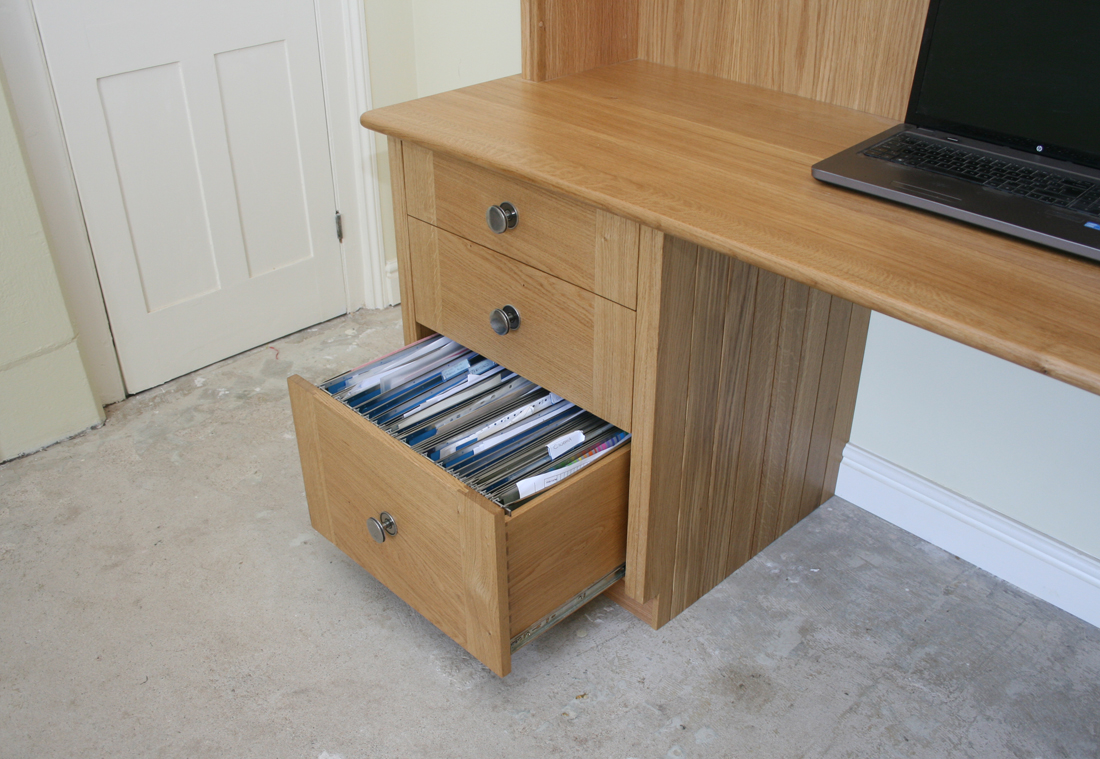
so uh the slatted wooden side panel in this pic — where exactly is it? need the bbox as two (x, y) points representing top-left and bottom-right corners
(637, 0), (929, 120)
(635, 239), (869, 620)
(522, 0), (639, 82)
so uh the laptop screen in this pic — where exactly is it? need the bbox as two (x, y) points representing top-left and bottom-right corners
(908, 0), (1100, 169)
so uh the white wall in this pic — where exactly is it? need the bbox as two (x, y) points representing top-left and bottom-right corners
(0, 61), (103, 461)
(359, 1), (1099, 564)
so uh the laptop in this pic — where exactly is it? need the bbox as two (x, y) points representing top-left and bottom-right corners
(812, 0), (1100, 264)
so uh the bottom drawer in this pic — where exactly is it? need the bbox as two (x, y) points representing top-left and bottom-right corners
(288, 375), (630, 676)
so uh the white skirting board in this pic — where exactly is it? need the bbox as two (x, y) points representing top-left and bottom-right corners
(836, 444), (1100, 629)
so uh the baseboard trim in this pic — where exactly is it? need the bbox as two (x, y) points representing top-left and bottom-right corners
(836, 443), (1100, 629)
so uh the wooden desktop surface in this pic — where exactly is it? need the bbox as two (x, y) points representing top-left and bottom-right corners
(361, 59), (1100, 397)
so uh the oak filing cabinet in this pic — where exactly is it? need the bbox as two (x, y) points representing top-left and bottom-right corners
(290, 130), (869, 676)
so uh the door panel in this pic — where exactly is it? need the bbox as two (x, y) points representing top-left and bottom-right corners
(33, 0), (346, 392)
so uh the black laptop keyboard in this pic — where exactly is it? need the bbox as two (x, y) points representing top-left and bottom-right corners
(863, 134), (1100, 219)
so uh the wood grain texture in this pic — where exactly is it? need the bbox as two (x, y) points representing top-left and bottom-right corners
(387, 138), (423, 345)
(700, 255), (758, 594)
(288, 376), (469, 647)
(523, 0), (639, 82)
(287, 375), (632, 676)
(407, 149), (638, 308)
(603, 579), (659, 627)
(361, 62), (1100, 399)
(593, 296), (636, 434)
(407, 213), (442, 330)
(506, 445), (631, 637)
(638, 0), (929, 120)
(753, 278), (811, 554)
(822, 303), (871, 501)
(723, 268), (786, 573)
(595, 210), (640, 310)
(625, 231), (695, 618)
(408, 218), (636, 431)
(402, 140), (436, 225)
(775, 288), (833, 538)
(288, 375), (335, 542)
(461, 494), (510, 677)
(637, 243), (869, 621)
(798, 297), (854, 522)
(670, 248), (735, 615)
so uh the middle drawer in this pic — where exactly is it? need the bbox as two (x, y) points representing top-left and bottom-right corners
(407, 217), (636, 432)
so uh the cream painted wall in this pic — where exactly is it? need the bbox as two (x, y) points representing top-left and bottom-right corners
(358, 2), (1099, 561)
(850, 313), (1100, 559)
(0, 62), (103, 461)
(408, 0), (521, 98)
(362, 0), (520, 278)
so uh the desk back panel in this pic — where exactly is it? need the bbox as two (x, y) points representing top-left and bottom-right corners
(522, 0), (639, 82)
(524, 0), (929, 121)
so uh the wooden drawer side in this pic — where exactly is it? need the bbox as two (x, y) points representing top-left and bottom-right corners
(506, 445), (630, 638)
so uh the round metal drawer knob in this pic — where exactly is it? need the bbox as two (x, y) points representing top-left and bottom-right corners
(367, 512), (398, 544)
(486, 201), (518, 234)
(489, 305), (521, 336)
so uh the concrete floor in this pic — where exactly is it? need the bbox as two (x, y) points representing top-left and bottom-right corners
(2, 306), (1098, 759)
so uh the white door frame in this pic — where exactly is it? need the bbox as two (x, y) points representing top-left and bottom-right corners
(0, 0), (386, 405)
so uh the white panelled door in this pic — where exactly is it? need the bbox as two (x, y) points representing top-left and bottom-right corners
(33, 0), (347, 392)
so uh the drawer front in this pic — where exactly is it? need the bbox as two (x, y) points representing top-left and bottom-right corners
(287, 377), (479, 644)
(408, 218), (635, 432)
(403, 143), (639, 309)
(288, 374), (631, 677)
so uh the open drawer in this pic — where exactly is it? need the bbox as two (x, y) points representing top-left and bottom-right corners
(288, 375), (630, 676)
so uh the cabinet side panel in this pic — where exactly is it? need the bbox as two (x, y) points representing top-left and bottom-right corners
(752, 279), (811, 554)
(723, 269), (785, 572)
(774, 288), (832, 537)
(670, 250), (736, 615)
(288, 375), (335, 542)
(638, 0), (929, 120)
(461, 496), (510, 677)
(797, 297), (854, 521)
(822, 303), (871, 500)
(699, 258), (758, 593)
(523, 0), (640, 82)
(635, 241), (868, 622)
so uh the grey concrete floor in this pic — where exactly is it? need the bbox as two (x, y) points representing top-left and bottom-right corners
(2, 306), (1098, 759)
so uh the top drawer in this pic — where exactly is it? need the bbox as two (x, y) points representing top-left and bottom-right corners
(402, 143), (639, 310)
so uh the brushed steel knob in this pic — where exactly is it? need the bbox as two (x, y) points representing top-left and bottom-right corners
(367, 512), (397, 544)
(367, 517), (386, 544)
(486, 202), (518, 234)
(489, 305), (521, 335)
